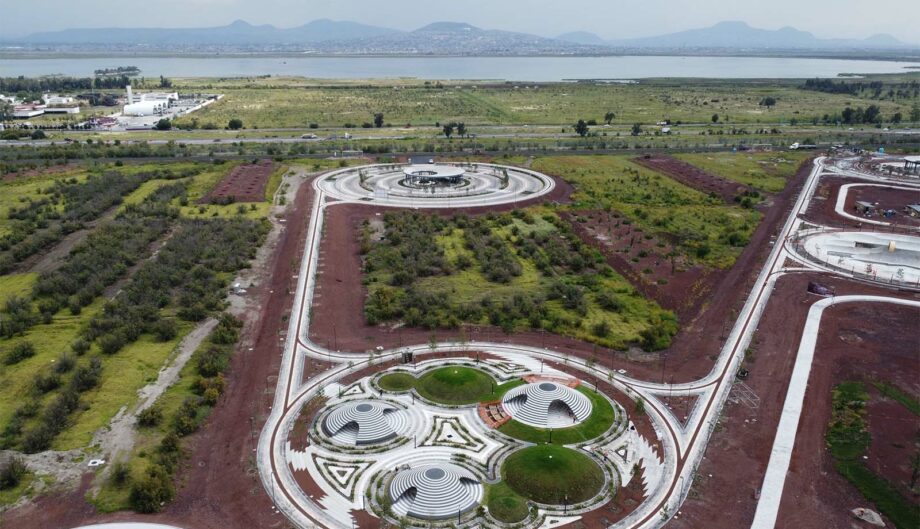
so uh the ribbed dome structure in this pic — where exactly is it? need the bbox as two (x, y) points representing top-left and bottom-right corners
(322, 400), (402, 446)
(389, 463), (482, 520)
(502, 381), (592, 428)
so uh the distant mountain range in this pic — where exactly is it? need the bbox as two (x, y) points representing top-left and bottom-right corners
(7, 19), (917, 55)
(556, 21), (912, 50)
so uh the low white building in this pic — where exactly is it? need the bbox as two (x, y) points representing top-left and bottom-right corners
(13, 104), (46, 118)
(42, 94), (75, 105)
(42, 106), (81, 115)
(123, 100), (170, 117)
(122, 85), (178, 116)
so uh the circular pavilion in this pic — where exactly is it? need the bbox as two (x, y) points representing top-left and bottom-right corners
(402, 164), (465, 185)
(905, 155), (920, 175)
(389, 462), (482, 520)
(502, 381), (592, 429)
(322, 400), (403, 446)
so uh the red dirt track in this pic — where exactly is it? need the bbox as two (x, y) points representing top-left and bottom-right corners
(632, 155), (751, 203)
(203, 160), (274, 203)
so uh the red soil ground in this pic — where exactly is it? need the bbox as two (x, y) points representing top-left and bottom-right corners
(846, 183), (920, 228)
(774, 300), (919, 529)
(865, 387), (919, 500)
(632, 155), (751, 204)
(202, 160), (274, 203)
(802, 175), (920, 231)
(561, 209), (713, 318)
(1, 171), (317, 529)
(668, 273), (919, 529)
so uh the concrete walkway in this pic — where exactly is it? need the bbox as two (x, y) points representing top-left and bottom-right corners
(750, 295), (920, 529)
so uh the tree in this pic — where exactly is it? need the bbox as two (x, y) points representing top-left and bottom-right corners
(863, 104), (881, 124)
(631, 123), (642, 136)
(373, 112), (384, 128)
(711, 113), (719, 123)
(910, 103), (920, 123)
(759, 97), (777, 109)
(604, 111), (615, 124)
(154, 118), (172, 131)
(30, 129), (46, 139)
(456, 122), (467, 138)
(442, 123), (454, 139)
(634, 397), (645, 415)
(574, 119), (589, 137)
(158, 75), (172, 88)
(842, 107), (856, 124)
(890, 112), (902, 124)
(228, 118), (243, 130)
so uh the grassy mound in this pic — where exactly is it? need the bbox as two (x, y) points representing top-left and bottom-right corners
(486, 481), (529, 523)
(415, 366), (496, 405)
(377, 372), (415, 392)
(502, 445), (604, 505)
(499, 386), (615, 444)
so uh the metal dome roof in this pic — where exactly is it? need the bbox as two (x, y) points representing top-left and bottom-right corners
(389, 462), (482, 520)
(501, 381), (592, 428)
(322, 400), (401, 446)
(402, 164), (465, 179)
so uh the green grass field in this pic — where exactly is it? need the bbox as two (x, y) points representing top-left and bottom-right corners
(377, 368), (524, 405)
(0, 168), (88, 237)
(485, 481), (529, 523)
(502, 445), (604, 504)
(0, 160), (276, 466)
(365, 210), (677, 350)
(675, 151), (811, 193)
(498, 386), (615, 445)
(415, 366), (496, 405)
(89, 323), (216, 512)
(0, 273), (37, 306)
(532, 155), (762, 268)
(377, 372), (416, 392)
(170, 77), (918, 129)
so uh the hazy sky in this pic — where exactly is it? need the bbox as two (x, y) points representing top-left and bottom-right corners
(2, 0), (919, 42)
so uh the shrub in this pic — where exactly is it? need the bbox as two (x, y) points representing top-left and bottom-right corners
(33, 372), (62, 394)
(71, 338), (90, 355)
(592, 320), (611, 337)
(98, 332), (127, 355)
(21, 424), (54, 453)
(54, 353), (76, 373)
(71, 357), (102, 392)
(4, 342), (36, 365)
(137, 406), (163, 428)
(129, 464), (175, 513)
(150, 318), (178, 342)
(202, 387), (220, 405)
(110, 460), (130, 485)
(172, 397), (201, 436)
(0, 455), (28, 489)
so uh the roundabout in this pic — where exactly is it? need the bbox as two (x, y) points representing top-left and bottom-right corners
(315, 162), (555, 208)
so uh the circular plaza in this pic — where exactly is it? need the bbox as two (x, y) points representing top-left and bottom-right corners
(315, 162), (555, 208)
(283, 358), (634, 528)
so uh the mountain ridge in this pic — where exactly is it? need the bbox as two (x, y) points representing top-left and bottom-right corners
(9, 19), (916, 53)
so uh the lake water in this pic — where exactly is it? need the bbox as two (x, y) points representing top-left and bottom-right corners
(1, 55), (917, 80)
